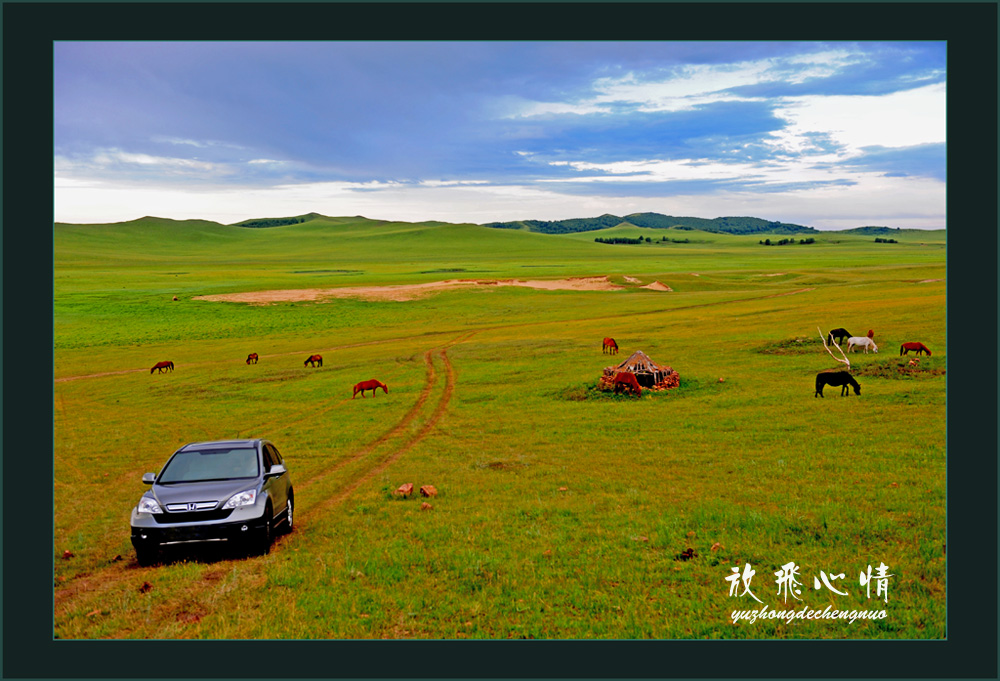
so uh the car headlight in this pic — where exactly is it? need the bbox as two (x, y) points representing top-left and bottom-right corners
(137, 497), (162, 514)
(223, 489), (257, 509)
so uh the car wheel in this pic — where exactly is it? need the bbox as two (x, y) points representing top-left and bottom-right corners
(257, 503), (273, 556)
(135, 545), (159, 567)
(280, 495), (294, 535)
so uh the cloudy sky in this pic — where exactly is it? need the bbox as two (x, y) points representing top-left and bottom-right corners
(54, 41), (945, 229)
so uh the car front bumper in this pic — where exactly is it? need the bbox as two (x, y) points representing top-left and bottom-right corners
(130, 503), (268, 549)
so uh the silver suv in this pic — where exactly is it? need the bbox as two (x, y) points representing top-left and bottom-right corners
(130, 439), (293, 565)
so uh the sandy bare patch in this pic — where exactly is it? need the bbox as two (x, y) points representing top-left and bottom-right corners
(917, 279), (944, 284)
(690, 273), (700, 277)
(640, 281), (673, 292)
(623, 276), (642, 284)
(491, 276), (623, 292)
(194, 276), (624, 304)
(760, 272), (787, 277)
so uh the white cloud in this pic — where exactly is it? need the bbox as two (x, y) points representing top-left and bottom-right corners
(503, 48), (873, 118)
(151, 135), (245, 150)
(418, 179), (490, 187)
(589, 63), (771, 113)
(769, 82), (946, 152)
(62, 148), (218, 173)
(151, 136), (209, 148)
(540, 155), (858, 190)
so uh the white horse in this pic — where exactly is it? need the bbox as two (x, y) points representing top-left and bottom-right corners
(847, 336), (878, 354)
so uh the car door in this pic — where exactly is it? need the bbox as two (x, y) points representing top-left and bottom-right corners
(263, 443), (290, 518)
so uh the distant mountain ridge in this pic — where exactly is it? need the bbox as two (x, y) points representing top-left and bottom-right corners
(56, 212), (929, 234)
(483, 213), (819, 235)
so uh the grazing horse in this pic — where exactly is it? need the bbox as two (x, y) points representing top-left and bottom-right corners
(353, 379), (388, 398)
(304, 354), (323, 367)
(900, 342), (931, 356)
(827, 328), (852, 346)
(246, 353), (259, 365)
(602, 337), (619, 355)
(150, 360), (174, 374)
(815, 371), (861, 397)
(612, 372), (642, 396)
(847, 337), (878, 354)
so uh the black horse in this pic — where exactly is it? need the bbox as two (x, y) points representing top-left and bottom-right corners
(815, 371), (861, 397)
(827, 328), (852, 346)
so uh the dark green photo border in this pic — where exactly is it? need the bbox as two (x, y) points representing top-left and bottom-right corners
(4, 2), (996, 679)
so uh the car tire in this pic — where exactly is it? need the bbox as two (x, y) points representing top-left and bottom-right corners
(256, 502), (273, 556)
(280, 494), (294, 535)
(135, 545), (159, 567)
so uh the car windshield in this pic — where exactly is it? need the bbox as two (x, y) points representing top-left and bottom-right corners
(157, 448), (259, 483)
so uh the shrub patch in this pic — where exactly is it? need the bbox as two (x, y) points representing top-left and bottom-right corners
(756, 336), (822, 355)
(852, 357), (945, 380)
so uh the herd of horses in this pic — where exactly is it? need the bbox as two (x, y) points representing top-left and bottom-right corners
(601, 327), (934, 401)
(814, 327), (934, 397)
(147, 326), (932, 402)
(149, 353), (388, 398)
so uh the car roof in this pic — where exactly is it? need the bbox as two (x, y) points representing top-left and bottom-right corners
(177, 439), (264, 451)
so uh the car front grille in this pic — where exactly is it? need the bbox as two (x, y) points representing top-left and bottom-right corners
(165, 501), (218, 512)
(153, 508), (234, 524)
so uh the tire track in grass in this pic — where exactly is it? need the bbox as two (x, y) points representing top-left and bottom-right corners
(293, 331), (472, 517)
(299, 345), (456, 524)
(292, 347), (438, 498)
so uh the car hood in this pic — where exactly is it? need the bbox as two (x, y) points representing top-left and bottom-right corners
(151, 479), (260, 507)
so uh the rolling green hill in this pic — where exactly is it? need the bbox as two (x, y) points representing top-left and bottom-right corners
(483, 212), (819, 235)
(57, 211), (940, 240)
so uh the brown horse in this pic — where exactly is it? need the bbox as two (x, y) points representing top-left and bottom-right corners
(815, 371), (860, 397)
(150, 361), (174, 374)
(612, 372), (641, 396)
(304, 354), (323, 367)
(246, 353), (259, 365)
(900, 342), (931, 356)
(353, 379), (388, 398)
(602, 337), (619, 355)
(867, 329), (875, 339)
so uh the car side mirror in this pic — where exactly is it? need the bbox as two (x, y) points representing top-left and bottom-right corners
(142, 473), (156, 484)
(265, 463), (287, 478)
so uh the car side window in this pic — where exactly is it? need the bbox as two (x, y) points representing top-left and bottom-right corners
(269, 444), (284, 465)
(261, 445), (276, 471)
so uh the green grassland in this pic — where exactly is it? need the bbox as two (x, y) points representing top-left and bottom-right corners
(53, 215), (946, 639)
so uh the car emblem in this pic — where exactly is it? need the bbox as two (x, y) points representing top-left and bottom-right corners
(187, 503), (198, 511)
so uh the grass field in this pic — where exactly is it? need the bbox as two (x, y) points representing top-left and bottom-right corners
(53, 216), (946, 639)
